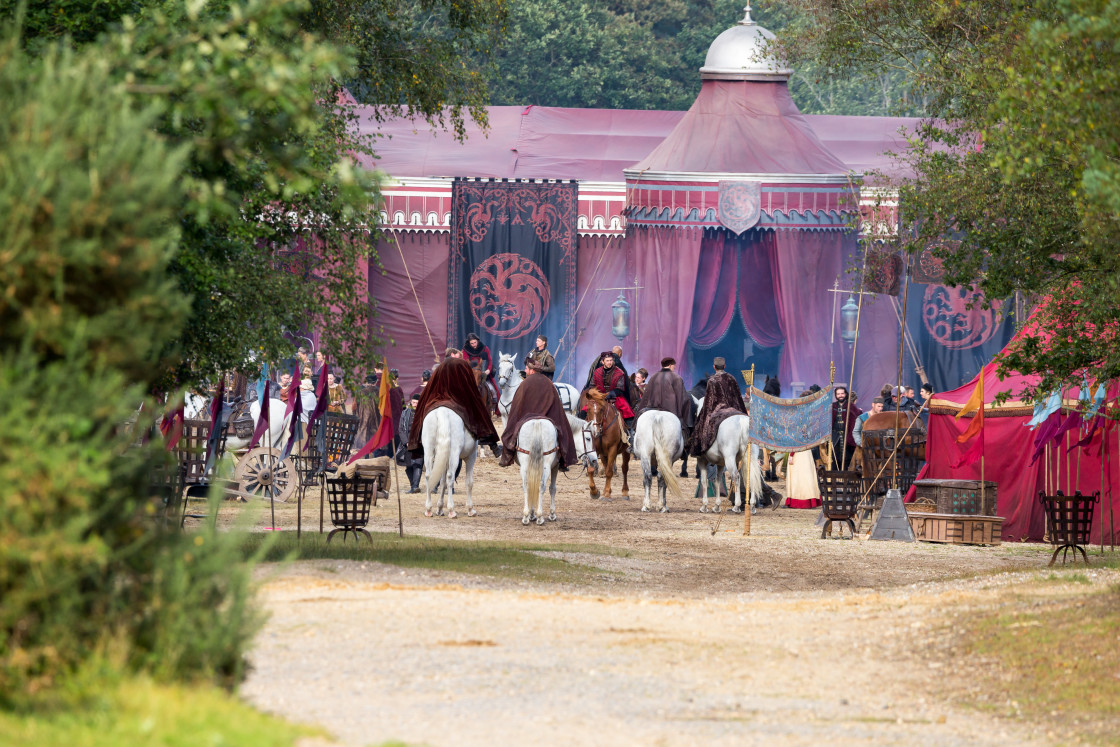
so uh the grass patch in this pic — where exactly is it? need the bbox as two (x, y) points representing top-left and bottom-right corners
(240, 532), (629, 584)
(961, 585), (1120, 744)
(0, 674), (316, 747)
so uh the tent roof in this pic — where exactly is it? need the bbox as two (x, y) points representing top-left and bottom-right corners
(352, 103), (919, 184)
(627, 81), (848, 177)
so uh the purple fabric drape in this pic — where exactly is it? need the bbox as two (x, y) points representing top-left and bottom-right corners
(571, 234), (628, 384)
(769, 231), (845, 388)
(627, 226), (704, 382)
(688, 232), (739, 348)
(737, 231), (784, 348)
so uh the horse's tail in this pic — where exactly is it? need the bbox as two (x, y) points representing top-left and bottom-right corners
(737, 435), (762, 508)
(428, 413), (451, 492)
(652, 416), (682, 499)
(526, 421), (544, 510)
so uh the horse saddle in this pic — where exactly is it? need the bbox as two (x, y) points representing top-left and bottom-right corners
(229, 401), (255, 439)
(555, 384), (575, 412)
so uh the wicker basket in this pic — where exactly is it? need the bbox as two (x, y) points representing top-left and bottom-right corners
(907, 498), (936, 514)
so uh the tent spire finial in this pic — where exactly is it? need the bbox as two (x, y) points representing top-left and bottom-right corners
(740, 3), (756, 26)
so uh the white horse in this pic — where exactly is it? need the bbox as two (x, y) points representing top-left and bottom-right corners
(697, 414), (762, 514)
(516, 419), (560, 525)
(632, 410), (684, 513)
(421, 406), (478, 518)
(566, 412), (598, 472)
(185, 393), (291, 454)
(496, 352), (582, 424)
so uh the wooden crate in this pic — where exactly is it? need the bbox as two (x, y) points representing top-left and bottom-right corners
(908, 512), (1003, 545)
(912, 479), (997, 516)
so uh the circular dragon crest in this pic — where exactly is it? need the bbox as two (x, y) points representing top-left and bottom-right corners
(469, 253), (550, 339)
(922, 284), (1002, 350)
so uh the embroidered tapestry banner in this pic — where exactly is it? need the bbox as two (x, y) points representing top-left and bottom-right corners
(448, 178), (578, 365)
(748, 385), (834, 452)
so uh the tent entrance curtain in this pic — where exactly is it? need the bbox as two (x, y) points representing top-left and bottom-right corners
(685, 228), (848, 391)
(688, 228), (784, 351)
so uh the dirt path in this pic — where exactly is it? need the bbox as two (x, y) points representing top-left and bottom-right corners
(241, 562), (1109, 746)
(229, 457), (1098, 745)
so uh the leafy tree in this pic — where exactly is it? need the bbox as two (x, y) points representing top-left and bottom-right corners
(304, 0), (509, 138)
(783, 0), (1120, 400)
(0, 31), (256, 697)
(483, 0), (922, 115)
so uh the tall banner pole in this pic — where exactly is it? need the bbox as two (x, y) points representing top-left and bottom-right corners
(743, 364), (755, 537)
(892, 256), (911, 489)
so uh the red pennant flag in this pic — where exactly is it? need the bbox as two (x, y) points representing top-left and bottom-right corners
(160, 404), (185, 450)
(280, 364), (304, 460)
(348, 363), (394, 464)
(952, 369), (984, 468)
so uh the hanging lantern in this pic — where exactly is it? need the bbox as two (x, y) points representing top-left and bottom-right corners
(611, 293), (631, 341)
(839, 294), (859, 346)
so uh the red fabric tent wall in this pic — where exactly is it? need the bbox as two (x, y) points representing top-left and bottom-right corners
(926, 363), (1119, 544)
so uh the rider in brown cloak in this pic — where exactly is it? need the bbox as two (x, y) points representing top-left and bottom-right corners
(407, 356), (499, 457)
(687, 358), (747, 457)
(636, 361), (691, 427)
(498, 357), (577, 470)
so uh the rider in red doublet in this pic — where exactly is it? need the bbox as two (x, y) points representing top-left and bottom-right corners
(584, 351), (636, 447)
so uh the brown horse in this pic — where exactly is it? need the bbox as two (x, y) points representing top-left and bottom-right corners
(470, 359), (498, 416)
(580, 389), (630, 499)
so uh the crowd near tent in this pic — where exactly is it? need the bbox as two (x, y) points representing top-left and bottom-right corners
(350, 11), (1016, 405)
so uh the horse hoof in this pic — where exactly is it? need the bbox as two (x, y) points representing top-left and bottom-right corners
(659, 506), (669, 514)
(522, 516), (530, 526)
(424, 510), (433, 517)
(731, 506), (742, 514)
(641, 506), (650, 513)
(713, 506), (722, 514)
(589, 490), (600, 499)
(449, 510), (457, 519)
(536, 517), (545, 526)
(468, 509), (477, 517)
(750, 507), (758, 516)
(700, 506), (709, 514)
(548, 513), (556, 522)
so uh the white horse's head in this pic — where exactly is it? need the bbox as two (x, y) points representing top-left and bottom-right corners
(497, 352), (518, 388)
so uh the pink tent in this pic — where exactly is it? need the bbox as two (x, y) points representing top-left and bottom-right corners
(924, 341), (1119, 544)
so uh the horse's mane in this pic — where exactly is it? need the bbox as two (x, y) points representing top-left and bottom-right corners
(583, 388), (608, 404)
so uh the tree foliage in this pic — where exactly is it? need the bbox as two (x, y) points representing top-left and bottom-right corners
(482, 0), (922, 115)
(0, 32), (257, 697)
(304, 0), (509, 138)
(784, 0), (1120, 402)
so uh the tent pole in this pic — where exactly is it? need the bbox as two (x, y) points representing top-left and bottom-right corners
(1113, 421), (1117, 550)
(1100, 429), (1106, 554)
(892, 257), (910, 490)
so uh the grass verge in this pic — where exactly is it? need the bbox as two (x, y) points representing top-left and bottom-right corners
(0, 674), (317, 747)
(240, 531), (630, 584)
(958, 578), (1120, 745)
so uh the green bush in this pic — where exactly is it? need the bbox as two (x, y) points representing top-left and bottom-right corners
(0, 33), (260, 700)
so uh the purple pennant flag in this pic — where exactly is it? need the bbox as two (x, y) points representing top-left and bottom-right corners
(280, 365), (303, 460)
(249, 385), (271, 449)
(307, 356), (330, 429)
(204, 377), (226, 476)
(1075, 414), (1103, 451)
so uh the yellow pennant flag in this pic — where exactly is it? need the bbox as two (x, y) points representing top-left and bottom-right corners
(955, 367), (985, 444)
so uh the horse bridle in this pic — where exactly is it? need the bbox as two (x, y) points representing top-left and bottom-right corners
(585, 398), (619, 445)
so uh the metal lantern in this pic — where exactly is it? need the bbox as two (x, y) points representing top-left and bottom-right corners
(611, 293), (631, 341)
(839, 294), (859, 345)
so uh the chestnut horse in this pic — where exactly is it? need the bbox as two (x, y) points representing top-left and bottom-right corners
(470, 359), (498, 416)
(580, 389), (630, 499)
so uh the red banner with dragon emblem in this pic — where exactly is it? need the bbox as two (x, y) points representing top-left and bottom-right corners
(448, 178), (578, 365)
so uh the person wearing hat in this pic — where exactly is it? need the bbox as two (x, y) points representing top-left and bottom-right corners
(526, 335), (556, 380)
(584, 350), (637, 447)
(497, 356), (577, 470)
(637, 356), (691, 438)
(687, 356), (747, 458)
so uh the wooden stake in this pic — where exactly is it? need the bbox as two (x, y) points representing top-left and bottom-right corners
(391, 454), (405, 538)
(744, 365), (755, 537)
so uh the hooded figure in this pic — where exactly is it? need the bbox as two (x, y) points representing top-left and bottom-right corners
(498, 357), (577, 470)
(688, 359), (747, 457)
(407, 357), (499, 457)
